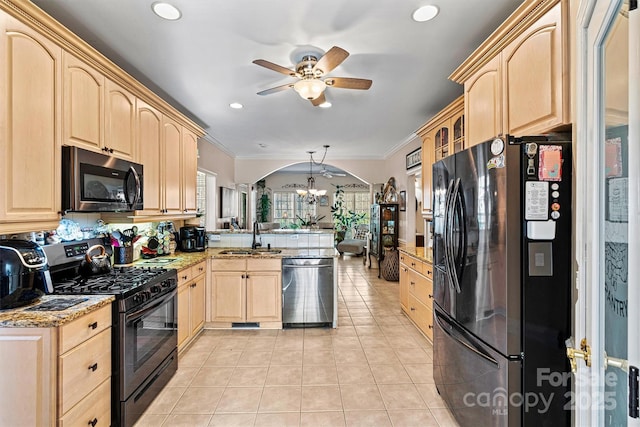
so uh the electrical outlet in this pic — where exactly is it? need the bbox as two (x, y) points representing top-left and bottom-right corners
(209, 234), (221, 241)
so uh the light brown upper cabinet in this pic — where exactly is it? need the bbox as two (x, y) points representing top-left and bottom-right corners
(0, 14), (62, 232)
(162, 116), (183, 215)
(137, 100), (163, 214)
(63, 52), (104, 151)
(451, 0), (570, 147)
(417, 96), (463, 214)
(181, 128), (198, 214)
(105, 79), (136, 160)
(64, 54), (137, 160)
(463, 56), (502, 146)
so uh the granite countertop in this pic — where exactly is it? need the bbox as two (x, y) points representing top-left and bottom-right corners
(399, 246), (433, 264)
(208, 248), (338, 259)
(131, 247), (338, 269)
(0, 295), (114, 328)
(132, 251), (210, 270)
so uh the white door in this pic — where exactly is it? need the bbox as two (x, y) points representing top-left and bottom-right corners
(575, 0), (639, 425)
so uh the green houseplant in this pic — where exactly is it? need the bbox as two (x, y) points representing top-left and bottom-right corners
(256, 179), (271, 223)
(331, 185), (366, 244)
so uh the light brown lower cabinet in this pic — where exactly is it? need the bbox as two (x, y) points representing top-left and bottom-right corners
(399, 252), (434, 341)
(210, 258), (282, 328)
(0, 303), (112, 426)
(177, 261), (206, 352)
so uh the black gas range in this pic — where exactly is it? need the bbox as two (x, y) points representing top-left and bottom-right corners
(44, 239), (178, 427)
(53, 265), (177, 312)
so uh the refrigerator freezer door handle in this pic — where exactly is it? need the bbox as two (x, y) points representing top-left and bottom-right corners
(443, 180), (456, 293)
(434, 308), (499, 368)
(447, 178), (462, 293)
(453, 179), (467, 289)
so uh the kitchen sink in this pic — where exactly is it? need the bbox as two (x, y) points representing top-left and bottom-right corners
(252, 248), (282, 254)
(218, 249), (282, 255)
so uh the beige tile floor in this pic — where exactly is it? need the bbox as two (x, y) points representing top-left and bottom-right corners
(135, 255), (459, 427)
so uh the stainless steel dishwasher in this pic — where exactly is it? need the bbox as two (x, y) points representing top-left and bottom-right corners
(282, 257), (334, 327)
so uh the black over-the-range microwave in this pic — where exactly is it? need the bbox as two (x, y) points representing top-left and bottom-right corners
(62, 146), (144, 212)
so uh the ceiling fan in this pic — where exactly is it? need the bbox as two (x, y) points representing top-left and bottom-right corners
(252, 46), (372, 106)
(319, 168), (346, 179)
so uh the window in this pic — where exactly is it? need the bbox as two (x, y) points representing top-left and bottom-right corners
(273, 192), (317, 227)
(196, 171), (206, 227)
(338, 191), (370, 223)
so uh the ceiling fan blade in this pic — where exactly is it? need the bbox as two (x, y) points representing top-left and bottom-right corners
(310, 92), (326, 107)
(325, 77), (372, 90)
(252, 59), (298, 77)
(257, 83), (294, 96)
(313, 46), (349, 75)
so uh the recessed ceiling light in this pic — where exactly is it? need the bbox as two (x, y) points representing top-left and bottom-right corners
(258, 143), (268, 148)
(152, 2), (181, 21)
(319, 101), (332, 108)
(229, 102), (243, 109)
(412, 5), (439, 22)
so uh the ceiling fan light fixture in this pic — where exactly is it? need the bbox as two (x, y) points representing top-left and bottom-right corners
(151, 2), (182, 20)
(293, 79), (326, 100)
(412, 5), (439, 22)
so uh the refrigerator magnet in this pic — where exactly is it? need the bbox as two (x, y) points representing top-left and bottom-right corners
(487, 154), (505, 170)
(538, 145), (563, 181)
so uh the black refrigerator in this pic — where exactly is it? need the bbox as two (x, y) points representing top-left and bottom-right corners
(432, 135), (572, 427)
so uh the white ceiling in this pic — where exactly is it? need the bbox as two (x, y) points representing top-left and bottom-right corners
(32, 0), (522, 162)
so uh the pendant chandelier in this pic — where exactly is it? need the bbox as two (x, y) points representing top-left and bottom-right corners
(297, 146), (329, 204)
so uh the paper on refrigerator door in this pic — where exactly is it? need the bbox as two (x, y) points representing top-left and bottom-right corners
(525, 181), (549, 220)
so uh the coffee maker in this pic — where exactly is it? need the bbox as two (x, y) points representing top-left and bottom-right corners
(180, 226), (206, 252)
(0, 240), (54, 310)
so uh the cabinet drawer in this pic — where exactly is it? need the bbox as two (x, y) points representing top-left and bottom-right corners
(409, 294), (433, 341)
(408, 269), (433, 307)
(192, 260), (207, 277)
(59, 304), (111, 354)
(58, 377), (110, 427)
(423, 263), (433, 280)
(399, 252), (408, 266)
(211, 258), (247, 271)
(247, 258), (281, 271)
(406, 255), (424, 275)
(59, 328), (111, 414)
(177, 266), (193, 287)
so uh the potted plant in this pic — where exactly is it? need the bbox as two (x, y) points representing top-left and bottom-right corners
(256, 179), (271, 223)
(330, 185), (366, 244)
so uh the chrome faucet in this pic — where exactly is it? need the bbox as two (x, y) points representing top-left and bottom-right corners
(252, 221), (262, 249)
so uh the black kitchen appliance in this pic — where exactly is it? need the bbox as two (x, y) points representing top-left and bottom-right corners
(43, 239), (177, 427)
(432, 135), (572, 426)
(62, 146), (143, 212)
(180, 226), (205, 252)
(0, 240), (53, 310)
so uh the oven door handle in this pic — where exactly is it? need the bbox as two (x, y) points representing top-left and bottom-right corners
(127, 290), (176, 321)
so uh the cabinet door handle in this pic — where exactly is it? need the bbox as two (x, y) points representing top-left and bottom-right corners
(410, 281), (415, 286)
(88, 418), (98, 427)
(428, 325), (433, 329)
(88, 363), (98, 372)
(428, 294), (433, 299)
(88, 322), (98, 330)
(182, 275), (188, 280)
(410, 307), (416, 311)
